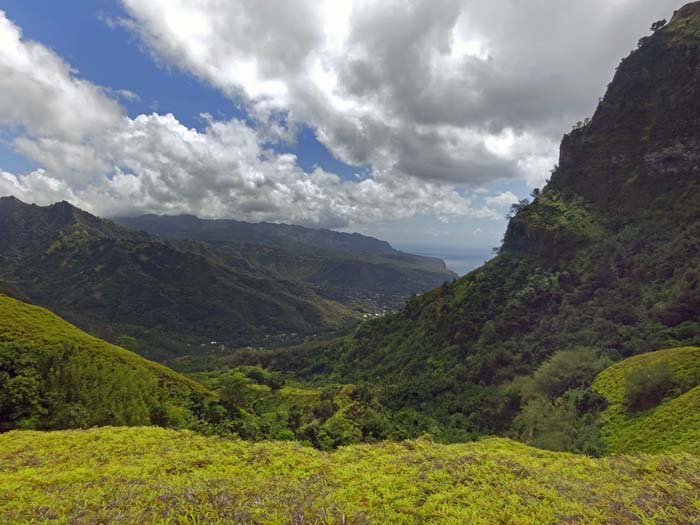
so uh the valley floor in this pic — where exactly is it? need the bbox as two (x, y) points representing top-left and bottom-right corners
(1, 427), (699, 524)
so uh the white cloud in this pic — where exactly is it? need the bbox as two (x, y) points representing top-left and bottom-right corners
(486, 191), (519, 209)
(0, 11), (122, 140)
(0, 10), (499, 227)
(0, 169), (81, 206)
(120, 0), (681, 188)
(0, 1), (684, 231)
(114, 89), (140, 102)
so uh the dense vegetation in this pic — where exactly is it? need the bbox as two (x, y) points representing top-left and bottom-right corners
(0, 293), (402, 447)
(0, 196), (456, 359)
(1, 426), (699, 524)
(0, 293), (208, 430)
(191, 367), (396, 449)
(229, 4), (700, 448)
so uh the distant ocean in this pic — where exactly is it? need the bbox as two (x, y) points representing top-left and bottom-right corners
(397, 246), (493, 276)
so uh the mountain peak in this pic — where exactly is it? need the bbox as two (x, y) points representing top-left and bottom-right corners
(671, 1), (700, 22)
(0, 195), (26, 209)
(501, 2), (700, 261)
(541, 3), (700, 222)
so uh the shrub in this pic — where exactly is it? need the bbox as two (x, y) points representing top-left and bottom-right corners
(512, 389), (606, 456)
(624, 362), (675, 412)
(530, 348), (612, 400)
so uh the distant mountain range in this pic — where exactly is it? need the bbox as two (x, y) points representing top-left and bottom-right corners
(114, 213), (456, 310)
(0, 197), (454, 359)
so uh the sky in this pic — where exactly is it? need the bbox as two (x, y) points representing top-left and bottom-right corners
(0, 0), (684, 270)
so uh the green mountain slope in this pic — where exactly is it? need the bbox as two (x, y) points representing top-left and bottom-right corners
(247, 4), (700, 441)
(0, 293), (208, 430)
(115, 213), (457, 311)
(593, 346), (700, 454)
(0, 197), (357, 359)
(1, 427), (699, 524)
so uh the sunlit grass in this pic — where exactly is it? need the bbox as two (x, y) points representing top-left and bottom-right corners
(594, 346), (700, 454)
(1, 426), (699, 524)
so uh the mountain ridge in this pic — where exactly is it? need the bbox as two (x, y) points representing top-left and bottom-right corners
(0, 197), (358, 358)
(116, 213), (399, 257)
(114, 212), (457, 310)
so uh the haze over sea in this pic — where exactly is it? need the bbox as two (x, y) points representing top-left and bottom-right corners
(396, 246), (493, 275)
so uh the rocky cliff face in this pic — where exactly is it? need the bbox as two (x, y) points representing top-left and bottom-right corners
(503, 4), (700, 260)
(553, 3), (700, 218)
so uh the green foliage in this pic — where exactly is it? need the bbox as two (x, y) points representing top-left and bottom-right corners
(510, 348), (610, 455)
(624, 361), (675, 411)
(512, 390), (607, 456)
(190, 366), (396, 448)
(529, 348), (613, 399)
(0, 197), (358, 360)
(252, 200), (700, 445)
(1, 427), (700, 524)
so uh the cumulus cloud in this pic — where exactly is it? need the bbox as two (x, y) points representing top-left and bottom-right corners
(0, 1), (684, 230)
(0, 169), (81, 206)
(120, 0), (680, 187)
(0, 11), (122, 140)
(486, 191), (519, 209)
(0, 10), (497, 227)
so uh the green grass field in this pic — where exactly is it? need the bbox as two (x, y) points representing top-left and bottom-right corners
(1, 426), (699, 524)
(593, 346), (700, 454)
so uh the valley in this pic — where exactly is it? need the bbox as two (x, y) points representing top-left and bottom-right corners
(1, 1), (700, 523)
(0, 197), (454, 359)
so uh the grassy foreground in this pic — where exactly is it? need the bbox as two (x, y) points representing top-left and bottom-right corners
(1, 427), (699, 524)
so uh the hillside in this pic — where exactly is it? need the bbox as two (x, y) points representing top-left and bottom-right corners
(115, 214), (457, 311)
(243, 4), (700, 442)
(593, 346), (700, 454)
(0, 293), (402, 446)
(1, 427), (699, 524)
(0, 197), (357, 358)
(0, 293), (208, 430)
(115, 213), (400, 255)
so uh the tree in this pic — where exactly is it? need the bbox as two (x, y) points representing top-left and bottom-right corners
(624, 362), (674, 412)
(512, 389), (606, 456)
(651, 19), (667, 32)
(218, 371), (255, 410)
(506, 199), (530, 220)
(572, 117), (591, 131)
(529, 348), (612, 400)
